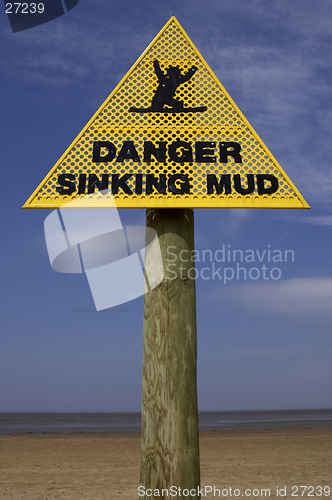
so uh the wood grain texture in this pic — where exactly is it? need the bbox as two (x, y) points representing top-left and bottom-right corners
(140, 209), (200, 500)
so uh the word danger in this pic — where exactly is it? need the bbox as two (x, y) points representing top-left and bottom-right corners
(56, 140), (279, 196)
(92, 140), (244, 164)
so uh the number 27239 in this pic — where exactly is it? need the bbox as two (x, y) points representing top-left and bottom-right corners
(5, 3), (45, 14)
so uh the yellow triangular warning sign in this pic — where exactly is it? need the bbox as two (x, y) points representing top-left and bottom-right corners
(23, 16), (309, 209)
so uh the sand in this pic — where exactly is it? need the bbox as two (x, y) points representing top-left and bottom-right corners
(0, 429), (331, 499)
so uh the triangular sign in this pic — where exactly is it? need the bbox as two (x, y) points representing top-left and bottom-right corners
(23, 16), (309, 209)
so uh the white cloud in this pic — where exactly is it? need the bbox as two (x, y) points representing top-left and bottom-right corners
(206, 277), (332, 315)
(0, 14), (153, 89)
(219, 209), (253, 240)
(275, 214), (332, 227)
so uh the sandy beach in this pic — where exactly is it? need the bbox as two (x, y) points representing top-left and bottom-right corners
(0, 429), (331, 499)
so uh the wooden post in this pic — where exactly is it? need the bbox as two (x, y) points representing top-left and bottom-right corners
(140, 208), (200, 500)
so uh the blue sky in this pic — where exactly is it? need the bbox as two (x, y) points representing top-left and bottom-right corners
(0, 0), (331, 412)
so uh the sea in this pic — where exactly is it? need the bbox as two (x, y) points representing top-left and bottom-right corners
(0, 409), (331, 435)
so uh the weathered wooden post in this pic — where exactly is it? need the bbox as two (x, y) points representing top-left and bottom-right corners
(140, 208), (200, 499)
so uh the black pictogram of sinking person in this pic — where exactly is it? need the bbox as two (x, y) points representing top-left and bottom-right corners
(152, 60), (196, 111)
(129, 59), (207, 113)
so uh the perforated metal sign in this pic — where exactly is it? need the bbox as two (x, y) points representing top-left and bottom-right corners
(23, 17), (309, 209)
